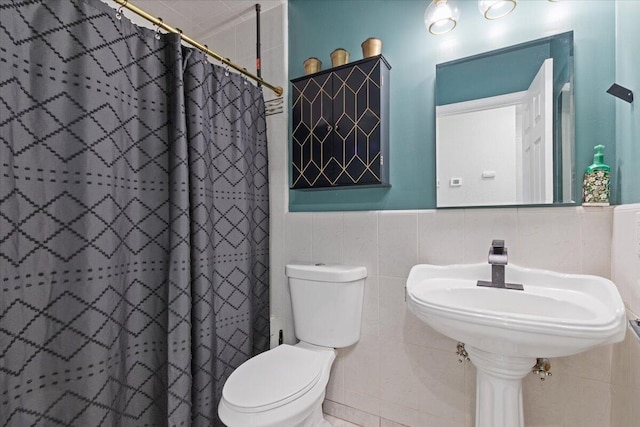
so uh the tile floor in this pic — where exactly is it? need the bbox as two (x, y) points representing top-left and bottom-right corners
(325, 414), (362, 427)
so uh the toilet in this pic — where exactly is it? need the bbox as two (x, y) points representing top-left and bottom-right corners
(218, 264), (367, 427)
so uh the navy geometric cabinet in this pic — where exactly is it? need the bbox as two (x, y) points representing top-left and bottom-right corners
(290, 55), (391, 189)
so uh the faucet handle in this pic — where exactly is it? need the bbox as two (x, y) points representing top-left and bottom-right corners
(491, 239), (505, 254)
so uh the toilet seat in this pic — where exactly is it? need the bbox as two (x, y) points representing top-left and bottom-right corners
(222, 344), (323, 413)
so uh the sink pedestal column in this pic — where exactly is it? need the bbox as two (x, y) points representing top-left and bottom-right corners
(467, 347), (535, 427)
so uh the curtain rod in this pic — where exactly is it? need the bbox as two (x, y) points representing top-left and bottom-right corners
(113, 0), (284, 97)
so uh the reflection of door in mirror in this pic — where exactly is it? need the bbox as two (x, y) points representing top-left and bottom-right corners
(434, 31), (574, 208)
(521, 58), (553, 204)
(436, 59), (553, 208)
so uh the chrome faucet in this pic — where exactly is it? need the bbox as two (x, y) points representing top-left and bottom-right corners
(477, 240), (524, 291)
(488, 239), (507, 287)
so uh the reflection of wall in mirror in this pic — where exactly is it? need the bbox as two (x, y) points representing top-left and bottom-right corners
(437, 106), (517, 207)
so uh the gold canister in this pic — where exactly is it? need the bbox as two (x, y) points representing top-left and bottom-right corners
(330, 48), (350, 67)
(303, 57), (322, 75)
(361, 37), (382, 58)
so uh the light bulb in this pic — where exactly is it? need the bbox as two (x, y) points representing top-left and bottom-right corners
(478, 0), (517, 20)
(425, 0), (460, 35)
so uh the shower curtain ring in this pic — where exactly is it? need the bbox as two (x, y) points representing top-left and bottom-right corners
(242, 68), (248, 85)
(153, 18), (162, 39)
(224, 60), (230, 77)
(176, 28), (183, 39)
(115, 0), (127, 20)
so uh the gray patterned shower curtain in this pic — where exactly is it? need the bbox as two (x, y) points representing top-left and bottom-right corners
(0, 0), (270, 426)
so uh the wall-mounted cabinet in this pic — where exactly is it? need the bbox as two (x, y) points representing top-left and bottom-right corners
(290, 55), (391, 189)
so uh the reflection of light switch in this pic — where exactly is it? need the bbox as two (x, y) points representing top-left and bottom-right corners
(482, 171), (496, 179)
(449, 178), (462, 187)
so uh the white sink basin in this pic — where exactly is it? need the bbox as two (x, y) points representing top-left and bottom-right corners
(406, 263), (626, 358)
(406, 263), (626, 427)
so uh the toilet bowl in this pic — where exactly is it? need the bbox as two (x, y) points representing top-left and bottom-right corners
(218, 264), (366, 427)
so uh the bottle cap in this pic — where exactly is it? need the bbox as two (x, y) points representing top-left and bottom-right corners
(586, 145), (610, 173)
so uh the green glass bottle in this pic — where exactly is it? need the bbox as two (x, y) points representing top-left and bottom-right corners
(582, 145), (610, 205)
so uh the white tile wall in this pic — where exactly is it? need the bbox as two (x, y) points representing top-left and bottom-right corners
(581, 207), (614, 277)
(198, 3), (286, 102)
(513, 207), (583, 273)
(612, 204), (640, 315)
(312, 213), (344, 264)
(378, 212), (418, 278)
(344, 212), (379, 276)
(610, 204), (640, 427)
(417, 210), (464, 265)
(278, 207), (618, 427)
(344, 333), (380, 403)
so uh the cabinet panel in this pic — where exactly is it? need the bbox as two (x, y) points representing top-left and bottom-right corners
(291, 55), (390, 189)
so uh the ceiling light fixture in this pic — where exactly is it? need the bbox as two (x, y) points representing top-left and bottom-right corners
(424, 0), (460, 35)
(478, 0), (517, 20)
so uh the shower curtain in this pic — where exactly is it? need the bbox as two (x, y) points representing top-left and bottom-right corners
(0, 0), (269, 426)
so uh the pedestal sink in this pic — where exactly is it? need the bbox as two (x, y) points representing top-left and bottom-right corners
(406, 263), (626, 427)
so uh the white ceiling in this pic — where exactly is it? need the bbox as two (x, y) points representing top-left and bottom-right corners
(107, 0), (284, 38)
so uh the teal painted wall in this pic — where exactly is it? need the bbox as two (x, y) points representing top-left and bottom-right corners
(615, 0), (640, 204)
(288, 0), (616, 211)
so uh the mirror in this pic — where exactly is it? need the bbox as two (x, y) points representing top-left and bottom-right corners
(435, 32), (574, 208)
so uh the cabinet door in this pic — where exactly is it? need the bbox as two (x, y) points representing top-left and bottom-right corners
(291, 56), (389, 189)
(332, 59), (383, 186)
(291, 73), (333, 188)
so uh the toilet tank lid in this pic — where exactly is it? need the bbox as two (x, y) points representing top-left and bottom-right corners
(285, 264), (367, 282)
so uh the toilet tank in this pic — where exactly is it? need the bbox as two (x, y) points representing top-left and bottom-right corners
(286, 264), (366, 348)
